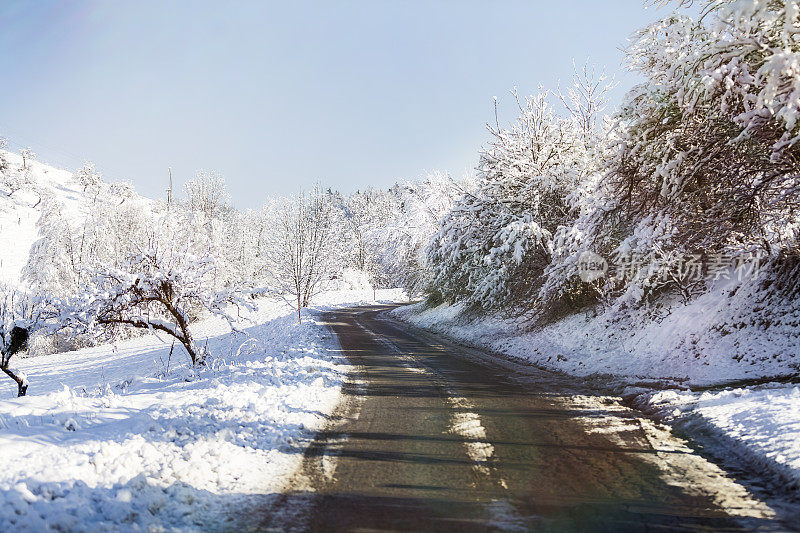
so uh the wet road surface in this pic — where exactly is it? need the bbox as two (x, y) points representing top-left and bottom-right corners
(259, 305), (786, 532)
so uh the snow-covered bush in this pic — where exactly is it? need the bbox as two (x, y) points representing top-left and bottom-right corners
(626, 2), (800, 240)
(586, 0), (800, 306)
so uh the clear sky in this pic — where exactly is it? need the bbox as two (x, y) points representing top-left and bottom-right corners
(0, 1), (678, 208)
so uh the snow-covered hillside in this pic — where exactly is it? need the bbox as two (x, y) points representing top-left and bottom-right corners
(0, 150), (149, 287)
(0, 151), (67, 285)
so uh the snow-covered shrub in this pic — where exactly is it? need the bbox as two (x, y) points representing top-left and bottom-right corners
(609, 1), (800, 264)
(537, 2), (800, 320)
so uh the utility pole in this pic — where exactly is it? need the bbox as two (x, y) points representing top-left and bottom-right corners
(166, 167), (173, 208)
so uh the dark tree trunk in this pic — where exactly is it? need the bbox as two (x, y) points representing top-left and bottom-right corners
(1, 367), (27, 397)
(297, 293), (302, 325)
(1, 327), (30, 397)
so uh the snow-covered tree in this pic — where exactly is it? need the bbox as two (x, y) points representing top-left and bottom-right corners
(24, 195), (81, 297)
(109, 181), (136, 204)
(623, 1), (800, 240)
(337, 188), (387, 271)
(25, 188), (152, 299)
(184, 170), (230, 224)
(0, 166), (32, 198)
(0, 138), (8, 173)
(19, 147), (35, 170)
(0, 144), (34, 198)
(428, 69), (612, 313)
(322, 187), (400, 293)
(65, 217), (252, 366)
(74, 162), (101, 191)
(573, 0), (800, 308)
(380, 173), (468, 296)
(264, 187), (334, 323)
(0, 287), (51, 397)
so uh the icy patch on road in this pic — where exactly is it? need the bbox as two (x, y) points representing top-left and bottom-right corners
(484, 499), (529, 532)
(447, 396), (495, 477)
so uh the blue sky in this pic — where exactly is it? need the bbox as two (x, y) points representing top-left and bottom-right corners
(0, 1), (677, 208)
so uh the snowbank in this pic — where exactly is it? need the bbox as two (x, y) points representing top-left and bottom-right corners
(635, 384), (800, 490)
(0, 288), (404, 531)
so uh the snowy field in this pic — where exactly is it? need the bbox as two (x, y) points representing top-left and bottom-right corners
(392, 299), (800, 498)
(0, 289), (404, 532)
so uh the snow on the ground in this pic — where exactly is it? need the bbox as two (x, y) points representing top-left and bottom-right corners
(0, 190), (38, 286)
(0, 288), (405, 532)
(633, 384), (800, 491)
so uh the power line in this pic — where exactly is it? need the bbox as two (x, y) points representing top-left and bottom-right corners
(0, 123), (137, 187)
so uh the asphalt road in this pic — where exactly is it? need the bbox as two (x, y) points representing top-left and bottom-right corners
(260, 305), (786, 532)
